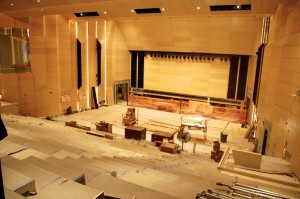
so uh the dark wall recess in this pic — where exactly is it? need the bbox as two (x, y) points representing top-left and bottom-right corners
(131, 52), (137, 87)
(138, 52), (144, 88)
(97, 40), (101, 86)
(227, 56), (239, 99)
(237, 56), (249, 100)
(77, 39), (82, 89)
(253, 44), (265, 105)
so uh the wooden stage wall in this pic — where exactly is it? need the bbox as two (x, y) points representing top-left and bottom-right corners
(128, 95), (247, 124)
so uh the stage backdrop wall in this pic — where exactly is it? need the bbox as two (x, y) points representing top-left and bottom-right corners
(144, 55), (230, 98)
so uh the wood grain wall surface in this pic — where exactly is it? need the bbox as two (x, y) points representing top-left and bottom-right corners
(257, 1), (300, 178)
(144, 55), (230, 98)
(117, 16), (262, 55)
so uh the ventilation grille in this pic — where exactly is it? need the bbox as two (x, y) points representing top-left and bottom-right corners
(74, 12), (99, 17)
(210, 4), (251, 11)
(135, 8), (161, 14)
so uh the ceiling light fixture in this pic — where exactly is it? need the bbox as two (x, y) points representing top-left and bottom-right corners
(161, 8), (165, 11)
(104, 11), (107, 14)
(10, 3), (14, 6)
(131, 9), (134, 13)
(197, 6), (200, 10)
(37, 0), (40, 2)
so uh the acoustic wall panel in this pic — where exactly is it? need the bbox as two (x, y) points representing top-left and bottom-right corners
(77, 39), (82, 89)
(144, 55), (230, 98)
(97, 40), (101, 86)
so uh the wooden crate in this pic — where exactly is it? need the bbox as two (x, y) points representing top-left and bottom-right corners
(151, 131), (174, 142)
(125, 126), (146, 140)
(95, 121), (112, 133)
(160, 142), (178, 154)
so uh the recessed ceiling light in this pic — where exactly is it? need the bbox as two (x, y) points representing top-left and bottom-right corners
(161, 8), (165, 11)
(37, 0), (40, 2)
(10, 3), (14, 6)
(104, 11), (107, 14)
(197, 6), (200, 10)
(131, 9), (134, 13)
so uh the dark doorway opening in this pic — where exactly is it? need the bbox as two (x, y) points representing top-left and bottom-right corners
(115, 82), (129, 105)
(261, 129), (268, 155)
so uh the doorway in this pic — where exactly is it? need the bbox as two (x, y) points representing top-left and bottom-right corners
(114, 80), (129, 105)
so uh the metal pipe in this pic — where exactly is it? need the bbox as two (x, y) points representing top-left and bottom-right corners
(207, 189), (233, 199)
(233, 187), (276, 199)
(217, 182), (297, 199)
(199, 191), (234, 199)
(233, 186), (292, 199)
(231, 192), (251, 199)
(233, 182), (296, 199)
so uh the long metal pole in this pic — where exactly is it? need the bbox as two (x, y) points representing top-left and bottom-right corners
(233, 182), (297, 199)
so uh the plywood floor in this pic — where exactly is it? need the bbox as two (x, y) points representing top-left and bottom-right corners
(1, 104), (298, 198)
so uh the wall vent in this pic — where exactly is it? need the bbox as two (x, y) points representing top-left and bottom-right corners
(135, 8), (161, 14)
(210, 4), (251, 11)
(74, 12), (99, 17)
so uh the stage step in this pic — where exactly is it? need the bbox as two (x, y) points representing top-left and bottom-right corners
(29, 178), (104, 199)
(4, 187), (26, 199)
(51, 149), (82, 159)
(0, 139), (27, 155)
(1, 155), (61, 191)
(45, 156), (101, 183)
(23, 156), (85, 184)
(11, 148), (49, 160)
(87, 173), (175, 199)
(2, 165), (36, 195)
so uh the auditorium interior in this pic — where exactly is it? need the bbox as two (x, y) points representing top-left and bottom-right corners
(0, 0), (300, 198)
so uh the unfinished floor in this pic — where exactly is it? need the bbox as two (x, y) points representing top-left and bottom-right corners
(1, 104), (299, 198)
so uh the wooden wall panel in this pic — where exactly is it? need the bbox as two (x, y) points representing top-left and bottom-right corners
(0, 74), (19, 103)
(57, 15), (73, 113)
(0, 13), (15, 27)
(18, 73), (35, 116)
(118, 16), (262, 55)
(77, 21), (88, 109)
(144, 56), (230, 98)
(257, 1), (300, 178)
(44, 15), (60, 116)
(105, 20), (131, 104)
